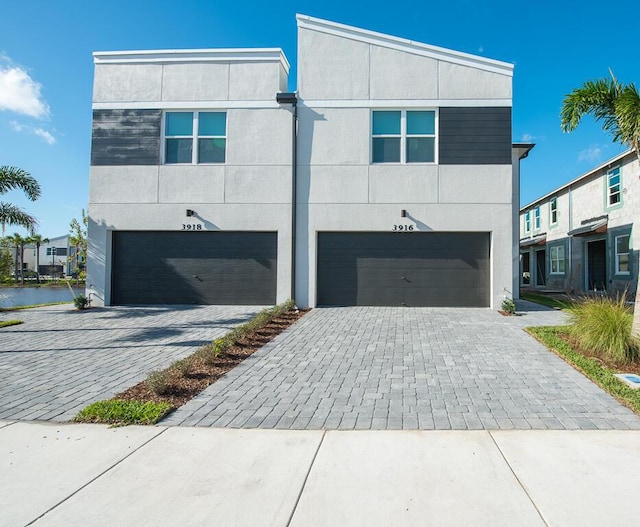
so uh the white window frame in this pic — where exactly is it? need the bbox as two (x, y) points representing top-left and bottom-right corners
(524, 211), (531, 233)
(371, 109), (438, 164)
(607, 166), (621, 206)
(534, 206), (541, 230)
(615, 234), (631, 275)
(162, 111), (227, 165)
(550, 245), (565, 275)
(549, 197), (558, 225)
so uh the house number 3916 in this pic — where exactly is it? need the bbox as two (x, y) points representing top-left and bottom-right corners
(392, 225), (414, 231)
(182, 224), (203, 230)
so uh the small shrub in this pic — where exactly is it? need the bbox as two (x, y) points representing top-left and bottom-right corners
(227, 325), (247, 342)
(73, 294), (90, 310)
(171, 357), (193, 376)
(568, 294), (638, 364)
(147, 369), (172, 395)
(196, 339), (226, 366)
(501, 297), (516, 315)
(280, 299), (296, 312)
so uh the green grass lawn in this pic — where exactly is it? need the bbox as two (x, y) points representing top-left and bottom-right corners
(74, 400), (172, 426)
(0, 319), (23, 328)
(521, 292), (572, 310)
(0, 301), (72, 312)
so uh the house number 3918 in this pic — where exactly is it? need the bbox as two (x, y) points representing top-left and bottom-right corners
(392, 225), (414, 231)
(182, 224), (203, 230)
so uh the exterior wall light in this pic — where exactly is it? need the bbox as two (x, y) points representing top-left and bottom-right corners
(401, 209), (407, 218)
(276, 92), (297, 105)
(186, 209), (195, 217)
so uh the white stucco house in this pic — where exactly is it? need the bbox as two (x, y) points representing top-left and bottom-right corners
(519, 149), (639, 296)
(16, 235), (76, 277)
(87, 15), (527, 308)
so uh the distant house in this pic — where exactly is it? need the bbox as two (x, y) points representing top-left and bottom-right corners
(20, 235), (77, 277)
(519, 149), (639, 296)
(87, 15), (527, 308)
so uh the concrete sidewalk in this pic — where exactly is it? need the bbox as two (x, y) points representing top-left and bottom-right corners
(2, 421), (639, 526)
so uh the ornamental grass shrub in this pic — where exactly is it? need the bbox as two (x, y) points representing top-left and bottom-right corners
(568, 294), (639, 364)
(196, 338), (227, 366)
(170, 357), (194, 375)
(147, 369), (172, 395)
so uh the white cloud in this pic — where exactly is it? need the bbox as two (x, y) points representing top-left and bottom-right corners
(33, 127), (55, 145)
(0, 58), (49, 118)
(9, 120), (25, 132)
(521, 133), (536, 142)
(10, 119), (56, 144)
(478, 46), (484, 53)
(578, 145), (604, 163)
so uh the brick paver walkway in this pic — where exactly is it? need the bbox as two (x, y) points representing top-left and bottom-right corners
(0, 304), (260, 421)
(163, 301), (640, 430)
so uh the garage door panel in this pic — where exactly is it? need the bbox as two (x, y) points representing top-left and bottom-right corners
(317, 232), (489, 307)
(112, 231), (277, 305)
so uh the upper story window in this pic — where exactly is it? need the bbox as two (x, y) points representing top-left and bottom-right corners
(534, 206), (541, 230)
(607, 167), (621, 206)
(549, 197), (558, 225)
(46, 247), (67, 256)
(524, 211), (531, 232)
(372, 110), (436, 164)
(164, 111), (226, 164)
(615, 234), (630, 275)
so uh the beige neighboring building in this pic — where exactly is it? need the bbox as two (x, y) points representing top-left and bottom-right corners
(519, 149), (639, 296)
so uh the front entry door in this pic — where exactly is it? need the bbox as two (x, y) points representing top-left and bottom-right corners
(587, 239), (607, 291)
(535, 249), (546, 286)
(521, 252), (530, 285)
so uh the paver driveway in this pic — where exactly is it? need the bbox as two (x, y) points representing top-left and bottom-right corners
(164, 301), (640, 430)
(0, 304), (260, 421)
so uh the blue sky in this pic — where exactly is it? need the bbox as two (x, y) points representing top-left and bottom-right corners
(0, 0), (636, 237)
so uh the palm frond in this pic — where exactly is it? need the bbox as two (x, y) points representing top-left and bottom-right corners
(0, 202), (39, 234)
(0, 166), (42, 200)
(614, 83), (640, 154)
(560, 77), (620, 133)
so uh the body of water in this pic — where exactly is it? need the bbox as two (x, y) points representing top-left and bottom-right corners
(0, 286), (84, 308)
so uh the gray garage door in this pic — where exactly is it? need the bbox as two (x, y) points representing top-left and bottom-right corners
(317, 232), (490, 307)
(112, 231), (277, 305)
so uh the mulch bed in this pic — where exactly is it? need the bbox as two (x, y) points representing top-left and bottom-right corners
(115, 308), (309, 408)
(559, 331), (640, 375)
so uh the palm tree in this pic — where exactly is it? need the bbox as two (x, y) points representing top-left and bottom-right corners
(560, 71), (640, 334)
(5, 233), (26, 285)
(28, 234), (49, 283)
(0, 166), (42, 236)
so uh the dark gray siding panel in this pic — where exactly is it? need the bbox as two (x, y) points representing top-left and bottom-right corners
(439, 107), (512, 165)
(317, 232), (490, 307)
(112, 231), (277, 305)
(91, 109), (161, 166)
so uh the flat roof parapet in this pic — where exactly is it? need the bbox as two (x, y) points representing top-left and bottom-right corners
(93, 48), (290, 73)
